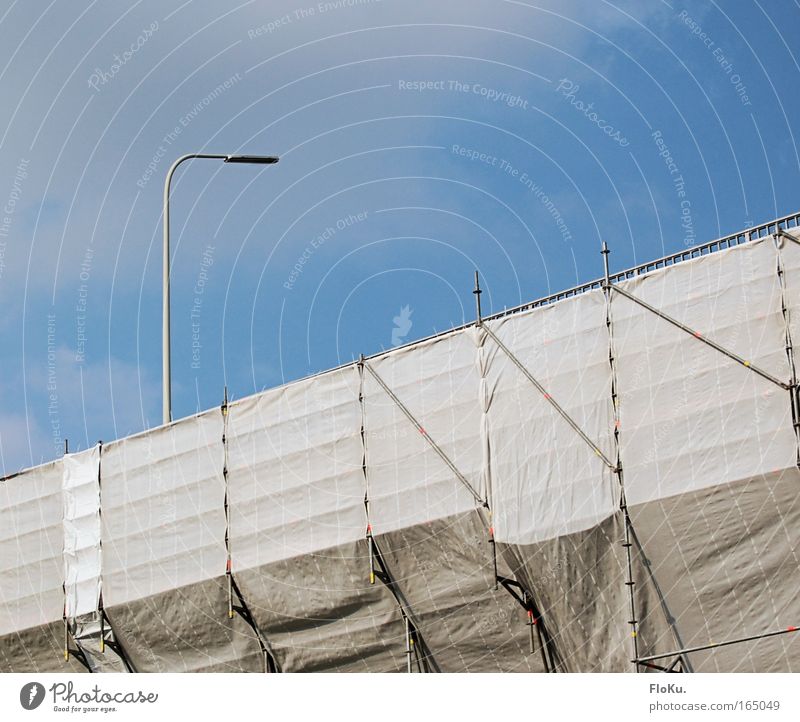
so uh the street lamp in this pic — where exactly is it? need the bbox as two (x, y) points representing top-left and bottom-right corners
(162, 153), (279, 424)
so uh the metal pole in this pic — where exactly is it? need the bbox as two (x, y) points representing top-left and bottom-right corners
(162, 153), (279, 425)
(601, 240), (611, 286)
(481, 323), (618, 471)
(473, 270), (482, 324)
(633, 625), (799, 665)
(610, 283), (789, 390)
(601, 241), (639, 670)
(405, 616), (412, 673)
(163, 154), (226, 425)
(361, 360), (485, 505)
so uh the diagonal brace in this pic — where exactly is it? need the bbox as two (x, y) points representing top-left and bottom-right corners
(480, 323), (618, 472)
(361, 360), (485, 506)
(369, 534), (438, 673)
(610, 284), (790, 391)
(777, 228), (800, 246)
(633, 625), (799, 666)
(229, 572), (280, 672)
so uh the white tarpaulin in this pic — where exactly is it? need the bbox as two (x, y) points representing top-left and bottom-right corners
(63, 446), (101, 618)
(612, 238), (795, 505)
(363, 327), (485, 535)
(484, 290), (618, 544)
(0, 461), (64, 635)
(227, 366), (365, 569)
(777, 228), (800, 382)
(101, 410), (226, 606)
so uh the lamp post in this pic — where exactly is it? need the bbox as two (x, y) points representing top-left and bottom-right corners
(162, 153), (279, 424)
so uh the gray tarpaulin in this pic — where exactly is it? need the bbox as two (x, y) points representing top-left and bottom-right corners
(614, 237), (800, 671)
(233, 542), (407, 672)
(480, 291), (651, 671)
(227, 367), (408, 672)
(104, 577), (264, 672)
(0, 621), (89, 673)
(362, 331), (541, 669)
(629, 469), (800, 671)
(374, 510), (543, 671)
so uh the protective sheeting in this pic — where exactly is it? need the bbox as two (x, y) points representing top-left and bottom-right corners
(70, 616), (131, 673)
(483, 291), (619, 544)
(363, 328), (485, 535)
(63, 446), (101, 619)
(105, 576), (265, 672)
(374, 509), (544, 671)
(612, 238), (795, 505)
(101, 410), (227, 606)
(0, 461), (64, 636)
(498, 512), (669, 672)
(227, 367), (364, 569)
(629, 468), (800, 672)
(233, 539), (408, 672)
(0, 621), (89, 673)
(777, 228), (800, 386)
(99, 412), (245, 672)
(3, 229), (800, 673)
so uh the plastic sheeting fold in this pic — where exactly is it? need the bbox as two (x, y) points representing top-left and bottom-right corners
(63, 446), (101, 619)
(226, 367), (408, 671)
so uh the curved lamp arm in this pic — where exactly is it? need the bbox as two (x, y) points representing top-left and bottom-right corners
(162, 153), (279, 424)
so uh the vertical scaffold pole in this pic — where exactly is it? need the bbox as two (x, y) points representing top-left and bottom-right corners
(359, 355), (377, 585)
(405, 616), (413, 673)
(474, 272), (498, 585)
(601, 242), (640, 671)
(222, 386), (233, 619)
(63, 438), (69, 662)
(98, 440), (104, 654)
(368, 525), (375, 585)
(488, 515), (498, 590)
(774, 231), (800, 464)
(473, 270), (482, 325)
(601, 241), (611, 285)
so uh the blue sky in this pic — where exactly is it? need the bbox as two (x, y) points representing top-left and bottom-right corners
(0, 0), (798, 473)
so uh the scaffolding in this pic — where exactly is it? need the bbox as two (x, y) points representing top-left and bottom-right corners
(2, 211), (800, 673)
